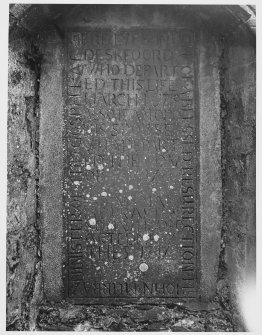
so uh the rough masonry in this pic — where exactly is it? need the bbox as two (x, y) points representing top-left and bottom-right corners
(7, 4), (256, 331)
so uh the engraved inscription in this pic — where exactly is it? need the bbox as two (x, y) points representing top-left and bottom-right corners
(64, 29), (198, 300)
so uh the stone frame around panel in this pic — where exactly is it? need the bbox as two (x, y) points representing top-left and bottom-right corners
(40, 19), (222, 305)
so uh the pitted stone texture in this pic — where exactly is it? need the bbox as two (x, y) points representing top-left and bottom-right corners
(39, 30), (64, 302)
(64, 27), (199, 303)
(220, 34), (256, 330)
(198, 30), (222, 300)
(37, 301), (233, 331)
(9, 5), (256, 36)
(7, 21), (42, 330)
(7, 4), (255, 332)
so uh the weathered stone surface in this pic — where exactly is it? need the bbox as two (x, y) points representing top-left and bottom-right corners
(38, 5), (224, 305)
(198, 30), (222, 301)
(219, 33), (256, 330)
(7, 4), (256, 332)
(36, 301), (233, 331)
(7, 17), (42, 330)
(39, 29), (64, 303)
(64, 27), (198, 302)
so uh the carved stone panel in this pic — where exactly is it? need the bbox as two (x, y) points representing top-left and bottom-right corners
(63, 28), (199, 303)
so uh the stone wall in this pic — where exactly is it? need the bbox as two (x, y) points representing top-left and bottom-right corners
(218, 30), (256, 331)
(7, 4), (256, 331)
(7, 12), (42, 330)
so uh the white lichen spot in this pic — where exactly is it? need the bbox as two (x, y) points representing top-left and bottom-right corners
(89, 218), (96, 225)
(87, 128), (91, 134)
(129, 185), (133, 190)
(111, 118), (116, 122)
(96, 266), (100, 270)
(106, 168), (109, 171)
(98, 164), (104, 170)
(143, 233), (150, 241)
(127, 145), (131, 149)
(74, 181), (80, 185)
(128, 255), (134, 260)
(169, 185), (174, 189)
(101, 191), (107, 196)
(128, 196), (132, 201)
(117, 253), (121, 257)
(93, 197), (97, 200)
(86, 194), (90, 198)
(139, 263), (148, 272)
(108, 223), (114, 230)
(154, 234), (160, 242)
(119, 189), (123, 193)
(152, 188), (157, 193)
(162, 148), (166, 152)
(86, 164), (92, 170)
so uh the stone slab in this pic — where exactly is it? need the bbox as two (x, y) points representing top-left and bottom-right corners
(198, 31), (222, 300)
(40, 30), (64, 301)
(39, 5), (222, 304)
(63, 28), (199, 302)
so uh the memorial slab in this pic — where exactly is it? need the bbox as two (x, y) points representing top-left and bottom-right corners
(63, 28), (199, 303)
(40, 5), (222, 305)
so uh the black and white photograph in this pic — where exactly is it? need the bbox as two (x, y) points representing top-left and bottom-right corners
(4, 1), (258, 332)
